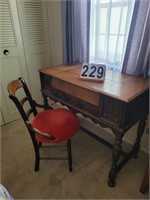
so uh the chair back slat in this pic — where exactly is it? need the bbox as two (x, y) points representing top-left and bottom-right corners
(7, 77), (38, 123)
(26, 108), (34, 119)
(7, 79), (23, 95)
(20, 97), (29, 106)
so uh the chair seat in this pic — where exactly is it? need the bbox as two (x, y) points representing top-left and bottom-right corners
(32, 108), (80, 143)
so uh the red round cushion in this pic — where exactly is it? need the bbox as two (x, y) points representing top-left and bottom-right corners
(32, 109), (80, 143)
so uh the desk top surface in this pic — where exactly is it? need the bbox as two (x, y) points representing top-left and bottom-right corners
(39, 64), (149, 103)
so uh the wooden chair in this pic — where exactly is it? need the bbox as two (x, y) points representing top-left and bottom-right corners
(7, 77), (80, 172)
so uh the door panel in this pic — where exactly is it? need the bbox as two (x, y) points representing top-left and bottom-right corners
(16, 0), (52, 101)
(0, 0), (29, 123)
(0, 0), (52, 124)
(0, 108), (4, 126)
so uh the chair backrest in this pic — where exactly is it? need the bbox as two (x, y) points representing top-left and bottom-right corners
(7, 77), (38, 123)
(8, 77), (55, 143)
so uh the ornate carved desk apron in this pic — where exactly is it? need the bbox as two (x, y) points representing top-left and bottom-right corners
(38, 64), (149, 187)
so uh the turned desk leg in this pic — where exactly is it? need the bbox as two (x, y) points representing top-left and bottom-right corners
(42, 93), (52, 110)
(108, 131), (124, 187)
(132, 116), (147, 159)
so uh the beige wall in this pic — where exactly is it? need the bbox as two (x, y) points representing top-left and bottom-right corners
(47, 1), (149, 153)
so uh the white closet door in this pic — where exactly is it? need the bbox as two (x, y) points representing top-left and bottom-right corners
(0, 108), (4, 126)
(16, 0), (52, 101)
(0, 0), (29, 123)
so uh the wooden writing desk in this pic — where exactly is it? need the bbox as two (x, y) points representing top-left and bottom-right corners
(38, 63), (149, 187)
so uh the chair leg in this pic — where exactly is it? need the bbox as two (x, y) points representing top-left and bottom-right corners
(28, 129), (40, 172)
(39, 141), (42, 148)
(67, 139), (72, 172)
(33, 140), (40, 171)
(30, 133), (40, 171)
(34, 146), (40, 172)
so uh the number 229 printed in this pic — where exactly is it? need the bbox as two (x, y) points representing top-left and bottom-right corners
(80, 64), (106, 81)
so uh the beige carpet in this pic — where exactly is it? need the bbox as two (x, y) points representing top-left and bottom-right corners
(1, 114), (149, 199)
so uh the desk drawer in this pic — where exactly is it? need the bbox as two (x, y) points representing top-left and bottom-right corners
(52, 77), (100, 106)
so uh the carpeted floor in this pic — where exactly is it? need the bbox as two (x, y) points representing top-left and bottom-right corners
(1, 112), (149, 199)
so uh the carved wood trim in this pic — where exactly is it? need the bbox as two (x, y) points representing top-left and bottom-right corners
(101, 96), (123, 127)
